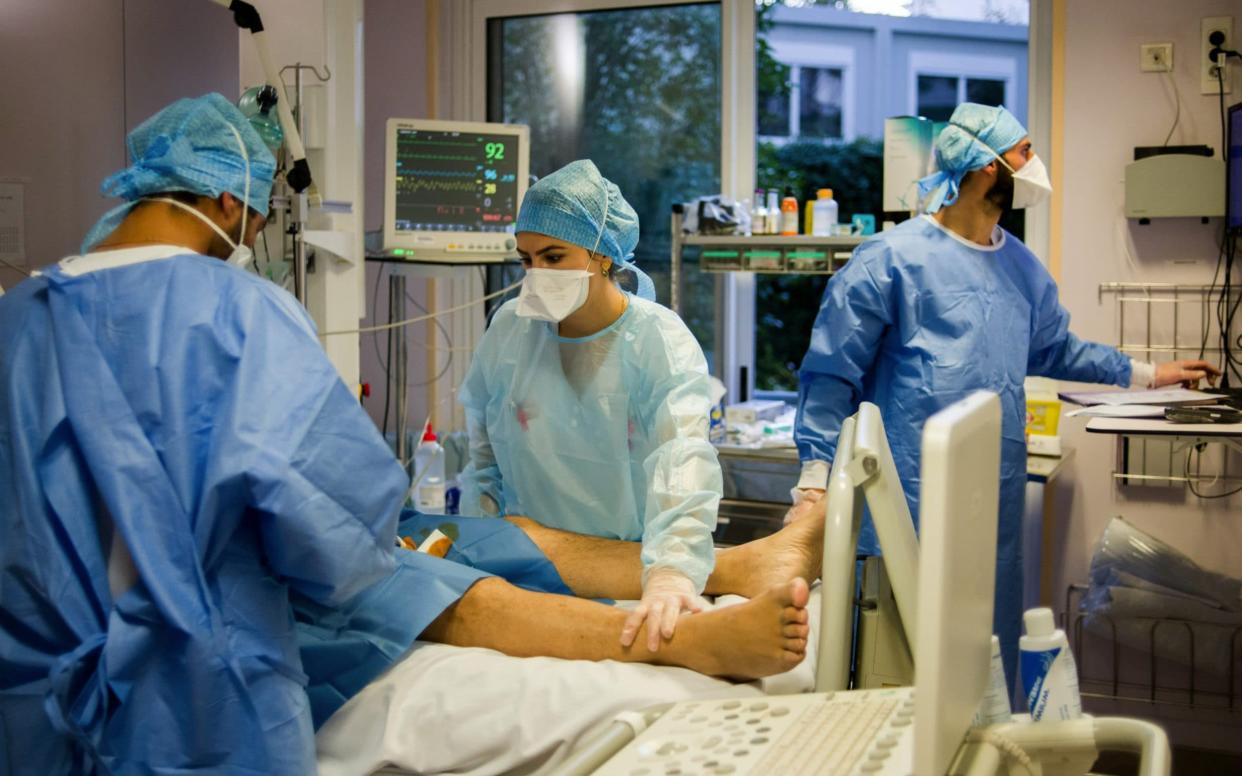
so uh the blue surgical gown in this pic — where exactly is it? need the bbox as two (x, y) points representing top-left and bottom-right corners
(459, 296), (722, 592)
(0, 250), (410, 775)
(795, 215), (1130, 681)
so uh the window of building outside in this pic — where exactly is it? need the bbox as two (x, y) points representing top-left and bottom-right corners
(486, 3), (723, 371)
(754, 0), (1029, 396)
(759, 65), (845, 141)
(917, 74), (1007, 121)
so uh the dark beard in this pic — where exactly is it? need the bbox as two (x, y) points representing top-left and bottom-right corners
(984, 163), (1015, 214)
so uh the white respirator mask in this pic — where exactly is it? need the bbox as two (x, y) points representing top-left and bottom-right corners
(150, 123), (255, 268)
(999, 153), (1052, 210)
(514, 266), (593, 322)
(515, 185), (611, 323)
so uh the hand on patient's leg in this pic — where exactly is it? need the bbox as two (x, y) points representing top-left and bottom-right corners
(620, 568), (705, 652)
(421, 575), (812, 680)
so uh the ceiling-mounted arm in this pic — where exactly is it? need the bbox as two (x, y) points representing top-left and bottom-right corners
(213, 0), (313, 193)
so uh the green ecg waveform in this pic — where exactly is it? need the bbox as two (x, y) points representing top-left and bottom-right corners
(396, 179), (478, 194)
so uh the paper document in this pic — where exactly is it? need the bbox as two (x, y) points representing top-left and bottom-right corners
(1059, 388), (1225, 407)
(1065, 404), (1168, 419)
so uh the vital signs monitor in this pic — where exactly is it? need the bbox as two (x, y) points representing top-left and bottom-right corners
(383, 118), (530, 262)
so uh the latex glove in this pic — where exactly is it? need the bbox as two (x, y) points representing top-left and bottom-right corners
(1152, 360), (1221, 389)
(783, 487), (825, 525)
(620, 568), (705, 652)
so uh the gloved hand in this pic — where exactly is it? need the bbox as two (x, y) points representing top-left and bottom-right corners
(620, 568), (706, 652)
(1152, 359), (1221, 389)
(783, 487), (825, 525)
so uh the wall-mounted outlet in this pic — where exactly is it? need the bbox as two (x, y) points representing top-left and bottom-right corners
(1201, 16), (1234, 94)
(1141, 42), (1173, 72)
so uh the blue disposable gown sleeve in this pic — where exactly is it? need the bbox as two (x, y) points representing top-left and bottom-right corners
(794, 245), (894, 468)
(1026, 273), (1131, 386)
(458, 329), (506, 517)
(233, 285), (406, 607)
(637, 320), (723, 594)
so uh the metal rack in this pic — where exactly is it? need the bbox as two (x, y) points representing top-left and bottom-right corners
(1097, 282), (1242, 489)
(1064, 583), (1242, 714)
(669, 207), (865, 314)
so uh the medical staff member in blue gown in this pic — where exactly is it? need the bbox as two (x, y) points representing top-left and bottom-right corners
(0, 94), (420, 776)
(459, 160), (724, 653)
(789, 103), (1218, 683)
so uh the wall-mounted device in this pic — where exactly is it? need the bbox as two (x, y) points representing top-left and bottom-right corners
(1124, 145), (1224, 222)
(383, 119), (530, 263)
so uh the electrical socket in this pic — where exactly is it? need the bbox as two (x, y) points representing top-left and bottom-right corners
(1141, 42), (1173, 72)
(1201, 16), (1234, 94)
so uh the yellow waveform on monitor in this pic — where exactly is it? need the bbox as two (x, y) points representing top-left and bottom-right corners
(395, 178), (479, 194)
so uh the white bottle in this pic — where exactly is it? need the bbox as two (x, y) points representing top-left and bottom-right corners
(811, 189), (839, 237)
(972, 635), (1012, 727)
(413, 425), (446, 514)
(1020, 607), (1082, 722)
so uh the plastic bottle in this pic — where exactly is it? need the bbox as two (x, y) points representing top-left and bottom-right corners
(765, 189), (780, 235)
(413, 425), (446, 514)
(811, 189), (839, 237)
(780, 188), (799, 235)
(753, 189), (768, 235)
(972, 636), (1012, 727)
(1020, 607), (1082, 722)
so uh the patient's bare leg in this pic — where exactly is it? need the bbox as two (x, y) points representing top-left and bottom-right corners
(506, 502), (824, 601)
(421, 576), (812, 681)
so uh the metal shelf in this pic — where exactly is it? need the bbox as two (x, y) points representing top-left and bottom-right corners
(669, 207), (865, 313)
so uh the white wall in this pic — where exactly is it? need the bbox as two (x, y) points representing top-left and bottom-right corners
(1053, 0), (1240, 745)
(1056, 0), (1240, 598)
(0, 0), (236, 288)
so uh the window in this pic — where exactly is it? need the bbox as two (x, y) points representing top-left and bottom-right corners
(486, 3), (723, 369)
(917, 74), (1008, 121)
(758, 64), (845, 140)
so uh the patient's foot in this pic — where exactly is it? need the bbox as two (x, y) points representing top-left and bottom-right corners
(674, 578), (811, 680)
(715, 507), (824, 598)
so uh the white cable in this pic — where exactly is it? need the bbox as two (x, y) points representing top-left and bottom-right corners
(1160, 68), (1182, 146)
(967, 728), (1036, 776)
(319, 278), (523, 338)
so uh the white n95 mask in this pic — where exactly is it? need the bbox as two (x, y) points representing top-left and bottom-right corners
(1008, 153), (1052, 210)
(515, 267), (592, 322)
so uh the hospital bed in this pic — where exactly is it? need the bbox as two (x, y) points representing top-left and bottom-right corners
(314, 404), (910, 775)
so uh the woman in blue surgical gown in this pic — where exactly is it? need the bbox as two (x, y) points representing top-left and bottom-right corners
(459, 160), (723, 650)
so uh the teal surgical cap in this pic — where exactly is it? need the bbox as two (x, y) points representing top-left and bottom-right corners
(82, 93), (278, 252)
(917, 103), (1028, 214)
(515, 159), (655, 300)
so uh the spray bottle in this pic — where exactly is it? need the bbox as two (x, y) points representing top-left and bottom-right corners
(412, 424), (446, 515)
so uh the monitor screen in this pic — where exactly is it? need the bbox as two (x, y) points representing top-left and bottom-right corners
(1229, 101), (1242, 232)
(384, 119), (529, 261)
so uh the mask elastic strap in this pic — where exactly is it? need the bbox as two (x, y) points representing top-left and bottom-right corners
(589, 184), (610, 274)
(948, 122), (1018, 175)
(150, 197), (238, 249)
(222, 123), (250, 247)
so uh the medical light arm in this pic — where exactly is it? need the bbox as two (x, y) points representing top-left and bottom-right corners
(213, 0), (313, 193)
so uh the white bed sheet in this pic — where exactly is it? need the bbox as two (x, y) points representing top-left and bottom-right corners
(317, 587), (822, 776)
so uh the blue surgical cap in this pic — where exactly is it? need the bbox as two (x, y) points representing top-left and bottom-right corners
(81, 93), (278, 252)
(515, 159), (655, 300)
(916, 103), (1028, 214)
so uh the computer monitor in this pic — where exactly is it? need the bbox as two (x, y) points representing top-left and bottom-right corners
(383, 118), (530, 262)
(1227, 101), (1242, 234)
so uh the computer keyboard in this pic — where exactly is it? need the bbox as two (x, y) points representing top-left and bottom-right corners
(594, 687), (915, 776)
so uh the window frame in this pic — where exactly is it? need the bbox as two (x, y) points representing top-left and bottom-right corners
(907, 50), (1017, 119)
(758, 39), (855, 145)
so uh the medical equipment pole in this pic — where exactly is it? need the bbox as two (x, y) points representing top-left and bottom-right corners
(389, 274), (409, 466)
(670, 206), (683, 314)
(291, 63), (308, 305)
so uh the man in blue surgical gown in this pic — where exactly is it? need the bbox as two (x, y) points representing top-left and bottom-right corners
(0, 94), (819, 775)
(790, 103), (1218, 683)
